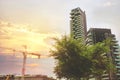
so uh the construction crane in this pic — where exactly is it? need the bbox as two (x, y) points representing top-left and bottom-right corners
(19, 45), (41, 76)
(0, 46), (41, 77)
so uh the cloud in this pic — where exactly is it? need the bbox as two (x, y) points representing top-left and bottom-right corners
(0, 20), (61, 57)
(0, 54), (22, 74)
(27, 63), (39, 68)
(103, 1), (115, 7)
(0, 53), (55, 76)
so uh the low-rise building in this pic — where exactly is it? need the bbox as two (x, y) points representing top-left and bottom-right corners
(0, 74), (55, 80)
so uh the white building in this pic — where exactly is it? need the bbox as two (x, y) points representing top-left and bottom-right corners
(70, 7), (87, 43)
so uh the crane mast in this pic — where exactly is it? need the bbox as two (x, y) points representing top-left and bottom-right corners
(22, 52), (26, 76)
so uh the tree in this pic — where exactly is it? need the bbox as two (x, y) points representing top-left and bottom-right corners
(51, 36), (92, 80)
(87, 38), (116, 80)
(88, 42), (110, 80)
(51, 35), (113, 80)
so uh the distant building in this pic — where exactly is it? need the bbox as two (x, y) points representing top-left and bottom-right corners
(70, 7), (87, 43)
(86, 28), (120, 80)
(0, 75), (55, 80)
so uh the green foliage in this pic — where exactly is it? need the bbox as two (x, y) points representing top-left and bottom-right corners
(51, 35), (115, 80)
(51, 36), (92, 79)
(88, 42), (110, 77)
(87, 38), (116, 79)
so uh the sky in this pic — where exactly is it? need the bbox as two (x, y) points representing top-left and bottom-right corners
(0, 0), (120, 78)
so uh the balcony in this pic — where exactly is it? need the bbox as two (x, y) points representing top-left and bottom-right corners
(116, 66), (120, 68)
(117, 70), (120, 72)
(113, 52), (120, 54)
(115, 59), (120, 62)
(116, 56), (120, 59)
(116, 73), (120, 75)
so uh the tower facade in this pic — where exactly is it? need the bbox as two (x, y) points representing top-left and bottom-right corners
(86, 28), (120, 80)
(86, 28), (111, 44)
(70, 7), (87, 42)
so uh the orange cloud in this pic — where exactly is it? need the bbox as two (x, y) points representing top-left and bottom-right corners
(27, 63), (39, 68)
(0, 20), (61, 58)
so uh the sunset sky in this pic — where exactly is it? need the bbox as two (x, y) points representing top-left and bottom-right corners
(0, 0), (120, 77)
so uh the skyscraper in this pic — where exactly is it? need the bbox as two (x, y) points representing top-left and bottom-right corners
(70, 7), (87, 42)
(69, 7), (120, 80)
(86, 28), (120, 80)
